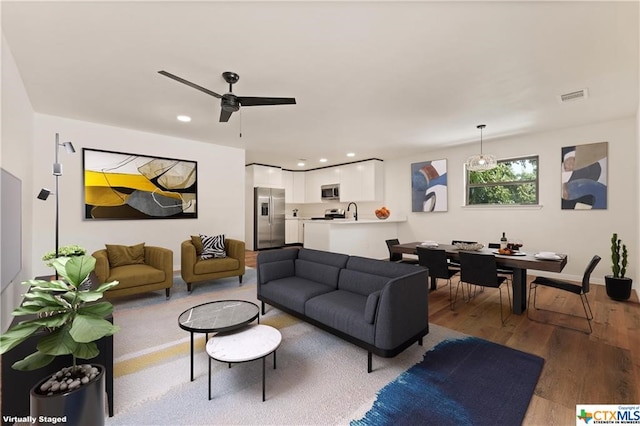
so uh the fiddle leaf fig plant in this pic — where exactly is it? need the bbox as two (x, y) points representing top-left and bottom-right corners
(0, 255), (119, 371)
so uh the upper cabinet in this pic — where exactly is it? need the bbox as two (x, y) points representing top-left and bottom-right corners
(283, 171), (305, 203)
(339, 160), (384, 202)
(260, 159), (383, 204)
(305, 167), (341, 203)
(246, 164), (283, 188)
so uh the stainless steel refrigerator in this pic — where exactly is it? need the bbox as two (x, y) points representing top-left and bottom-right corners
(254, 187), (285, 249)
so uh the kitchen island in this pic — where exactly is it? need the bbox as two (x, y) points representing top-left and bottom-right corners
(303, 217), (407, 259)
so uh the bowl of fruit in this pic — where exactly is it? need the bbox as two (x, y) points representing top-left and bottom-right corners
(375, 207), (390, 220)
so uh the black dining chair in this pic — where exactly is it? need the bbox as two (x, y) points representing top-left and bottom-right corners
(416, 246), (459, 309)
(487, 243), (516, 280)
(385, 239), (419, 264)
(449, 240), (478, 268)
(527, 255), (601, 334)
(458, 251), (512, 326)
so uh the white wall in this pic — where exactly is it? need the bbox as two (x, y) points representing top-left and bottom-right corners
(30, 114), (246, 278)
(384, 117), (638, 290)
(1, 30), (246, 331)
(1, 34), (36, 331)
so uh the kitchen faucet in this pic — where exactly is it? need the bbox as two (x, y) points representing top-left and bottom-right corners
(347, 202), (358, 221)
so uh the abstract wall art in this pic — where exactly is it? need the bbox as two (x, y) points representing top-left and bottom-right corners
(561, 141), (607, 210)
(411, 159), (447, 212)
(83, 148), (197, 219)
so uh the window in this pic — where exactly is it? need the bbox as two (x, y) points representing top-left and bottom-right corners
(466, 156), (539, 205)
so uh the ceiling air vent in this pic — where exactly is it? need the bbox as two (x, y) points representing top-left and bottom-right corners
(559, 88), (589, 103)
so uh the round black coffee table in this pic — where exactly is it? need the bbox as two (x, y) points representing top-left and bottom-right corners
(178, 300), (259, 381)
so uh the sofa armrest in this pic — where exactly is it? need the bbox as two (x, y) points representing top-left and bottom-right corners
(181, 240), (197, 275)
(92, 249), (110, 284)
(225, 239), (246, 271)
(145, 246), (173, 276)
(374, 268), (429, 350)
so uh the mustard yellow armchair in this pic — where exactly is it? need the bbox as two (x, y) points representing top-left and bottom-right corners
(181, 238), (245, 293)
(93, 244), (174, 299)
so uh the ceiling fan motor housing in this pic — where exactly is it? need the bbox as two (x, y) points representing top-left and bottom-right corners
(222, 94), (240, 112)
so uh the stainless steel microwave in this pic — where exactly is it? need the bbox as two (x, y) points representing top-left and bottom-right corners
(321, 184), (340, 201)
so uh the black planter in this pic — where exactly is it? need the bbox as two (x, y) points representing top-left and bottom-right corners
(604, 276), (633, 301)
(30, 364), (105, 426)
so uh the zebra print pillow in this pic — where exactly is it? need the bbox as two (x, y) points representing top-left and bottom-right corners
(200, 234), (226, 260)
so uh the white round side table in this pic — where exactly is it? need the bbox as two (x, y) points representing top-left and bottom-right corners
(206, 324), (282, 401)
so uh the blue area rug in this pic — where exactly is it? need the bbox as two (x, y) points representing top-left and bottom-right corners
(352, 337), (544, 426)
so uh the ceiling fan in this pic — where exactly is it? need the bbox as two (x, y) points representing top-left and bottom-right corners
(158, 70), (296, 122)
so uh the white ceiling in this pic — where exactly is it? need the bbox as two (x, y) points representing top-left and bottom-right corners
(2, 1), (638, 170)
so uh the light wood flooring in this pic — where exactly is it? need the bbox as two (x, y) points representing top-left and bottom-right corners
(246, 250), (640, 425)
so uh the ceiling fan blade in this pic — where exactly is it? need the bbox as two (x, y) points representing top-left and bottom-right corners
(158, 70), (222, 99)
(237, 97), (297, 107)
(219, 109), (233, 122)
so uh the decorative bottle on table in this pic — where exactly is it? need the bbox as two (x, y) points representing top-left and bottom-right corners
(500, 232), (508, 250)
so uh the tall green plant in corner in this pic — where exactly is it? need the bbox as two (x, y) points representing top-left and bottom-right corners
(611, 233), (628, 278)
(0, 255), (119, 372)
(605, 233), (632, 301)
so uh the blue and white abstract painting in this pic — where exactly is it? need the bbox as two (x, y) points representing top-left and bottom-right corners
(561, 141), (607, 210)
(411, 159), (447, 212)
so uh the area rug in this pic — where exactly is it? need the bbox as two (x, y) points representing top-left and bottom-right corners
(351, 337), (544, 426)
(105, 271), (543, 425)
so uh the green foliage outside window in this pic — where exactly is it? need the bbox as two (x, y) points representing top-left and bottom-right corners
(467, 156), (539, 205)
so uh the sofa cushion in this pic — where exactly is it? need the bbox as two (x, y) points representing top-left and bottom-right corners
(259, 259), (295, 284)
(338, 269), (389, 297)
(260, 276), (335, 314)
(305, 290), (375, 344)
(107, 263), (165, 288)
(295, 259), (341, 289)
(105, 243), (145, 268)
(200, 234), (226, 259)
(364, 290), (381, 324)
(194, 257), (240, 274)
(346, 255), (419, 278)
(190, 235), (204, 255)
(298, 248), (349, 268)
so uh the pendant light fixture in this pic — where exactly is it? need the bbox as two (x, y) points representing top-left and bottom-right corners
(466, 124), (497, 171)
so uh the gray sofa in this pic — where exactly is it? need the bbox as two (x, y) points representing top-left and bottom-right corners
(257, 247), (429, 372)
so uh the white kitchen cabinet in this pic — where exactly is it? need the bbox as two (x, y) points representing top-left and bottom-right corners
(292, 172), (305, 203)
(305, 167), (341, 203)
(339, 160), (384, 202)
(304, 170), (322, 203)
(283, 171), (294, 203)
(284, 171), (305, 203)
(298, 220), (305, 243)
(246, 164), (283, 188)
(285, 219), (299, 244)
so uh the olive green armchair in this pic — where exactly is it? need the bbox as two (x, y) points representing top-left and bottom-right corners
(93, 244), (174, 299)
(181, 238), (245, 293)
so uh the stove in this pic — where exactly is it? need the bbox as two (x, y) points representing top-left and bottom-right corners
(311, 208), (346, 220)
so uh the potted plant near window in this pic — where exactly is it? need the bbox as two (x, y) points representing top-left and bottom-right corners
(605, 233), (633, 301)
(0, 255), (119, 425)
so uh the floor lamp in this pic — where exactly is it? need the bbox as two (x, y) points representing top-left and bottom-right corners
(37, 133), (75, 278)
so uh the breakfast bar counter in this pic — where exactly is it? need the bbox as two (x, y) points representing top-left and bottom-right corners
(304, 217), (407, 259)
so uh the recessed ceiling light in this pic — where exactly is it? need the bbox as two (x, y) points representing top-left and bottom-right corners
(346, 152), (355, 157)
(177, 115), (191, 122)
(319, 158), (328, 163)
(297, 159), (306, 167)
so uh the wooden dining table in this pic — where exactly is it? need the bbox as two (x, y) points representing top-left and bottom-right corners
(392, 242), (568, 315)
